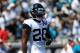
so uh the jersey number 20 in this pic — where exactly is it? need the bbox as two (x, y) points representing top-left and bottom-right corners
(33, 28), (47, 41)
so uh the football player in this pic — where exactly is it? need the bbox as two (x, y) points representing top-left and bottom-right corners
(22, 3), (52, 53)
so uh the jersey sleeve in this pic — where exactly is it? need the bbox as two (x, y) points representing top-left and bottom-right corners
(23, 19), (31, 30)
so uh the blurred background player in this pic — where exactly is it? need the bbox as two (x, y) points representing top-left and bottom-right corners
(73, 37), (80, 53)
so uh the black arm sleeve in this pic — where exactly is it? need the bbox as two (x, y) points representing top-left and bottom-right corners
(46, 26), (52, 45)
(46, 26), (51, 39)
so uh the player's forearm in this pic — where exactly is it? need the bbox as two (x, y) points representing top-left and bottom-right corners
(22, 46), (27, 53)
(22, 33), (27, 53)
(22, 41), (27, 53)
(22, 29), (28, 53)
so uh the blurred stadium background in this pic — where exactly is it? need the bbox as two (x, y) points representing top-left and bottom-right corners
(0, 0), (80, 53)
